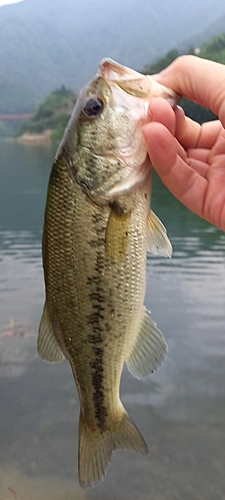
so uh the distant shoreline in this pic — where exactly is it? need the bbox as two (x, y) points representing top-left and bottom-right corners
(0, 114), (33, 121)
(15, 130), (52, 144)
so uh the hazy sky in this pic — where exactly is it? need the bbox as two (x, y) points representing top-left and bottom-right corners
(0, 0), (23, 5)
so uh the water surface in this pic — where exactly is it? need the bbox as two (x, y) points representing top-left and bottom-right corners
(0, 140), (225, 500)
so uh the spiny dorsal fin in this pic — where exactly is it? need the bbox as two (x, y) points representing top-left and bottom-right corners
(147, 209), (172, 258)
(38, 301), (65, 362)
(126, 308), (168, 379)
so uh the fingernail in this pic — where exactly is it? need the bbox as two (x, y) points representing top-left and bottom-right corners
(175, 105), (185, 118)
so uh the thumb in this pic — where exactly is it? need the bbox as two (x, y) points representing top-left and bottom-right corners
(155, 55), (225, 125)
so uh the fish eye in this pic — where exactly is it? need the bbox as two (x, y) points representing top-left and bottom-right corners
(83, 98), (104, 118)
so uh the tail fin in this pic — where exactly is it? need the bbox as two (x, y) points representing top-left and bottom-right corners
(78, 407), (148, 488)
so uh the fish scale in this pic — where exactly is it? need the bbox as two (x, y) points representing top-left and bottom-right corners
(43, 153), (147, 413)
(38, 58), (177, 488)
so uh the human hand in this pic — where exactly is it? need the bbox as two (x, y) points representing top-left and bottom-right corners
(143, 55), (225, 231)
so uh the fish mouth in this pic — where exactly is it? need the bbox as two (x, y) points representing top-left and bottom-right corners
(98, 58), (144, 82)
(98, 58), (179, 105)
(97, 58), (152, 99)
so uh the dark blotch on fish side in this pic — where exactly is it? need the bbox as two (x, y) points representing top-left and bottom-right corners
(109, 200), (131, 216)
(90, 346), (108, 429)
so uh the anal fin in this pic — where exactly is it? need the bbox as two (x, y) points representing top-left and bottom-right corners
(126, 307), (168, 379)
(38, 301), (65, 362)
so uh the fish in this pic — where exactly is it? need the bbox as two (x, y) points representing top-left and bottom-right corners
(38, 58), (178, 488)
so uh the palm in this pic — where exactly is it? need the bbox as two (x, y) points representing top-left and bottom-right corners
(179, 124), (225, 230)
(144, 99), (225, 232)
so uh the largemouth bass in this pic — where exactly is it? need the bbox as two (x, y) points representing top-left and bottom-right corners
(38, 59), (178, 488)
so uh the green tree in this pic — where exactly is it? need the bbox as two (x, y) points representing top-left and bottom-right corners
(17, 86), (76, 138)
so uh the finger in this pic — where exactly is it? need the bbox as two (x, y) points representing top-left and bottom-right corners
(208, 128), (225, 163)
(187, 148), (210, 163)
(143, 120), (210, 170)
(144, 121), (187, 168)
(147, 100), (220, 153)
(154, 153), (207, 219)
(175, 109), (221, 151)
(187, 158), (210, 178)
(175, 137), (187, 162)
(156, 55), (225, 125)
(143, 121), (208, 218)
(175, 107), (201, 149)
(148, 97), (175, 135)
(147, 100), (202, 151)
(196, 120), (222, 149)
(143, 122), (177, 171)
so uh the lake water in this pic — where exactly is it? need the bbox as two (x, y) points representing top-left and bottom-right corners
(0, 140), (225, 500)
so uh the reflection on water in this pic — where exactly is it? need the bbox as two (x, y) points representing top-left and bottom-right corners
(1, 141), (225, 499)
(0, 465), (86, 500)
(0, 230), (44, 329)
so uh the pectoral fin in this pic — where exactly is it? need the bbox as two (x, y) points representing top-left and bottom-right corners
(38, 301), (65, 362)
(126, 307), (168, 379)
(105, 209), (131, 263)
(147, 210), (172, 258)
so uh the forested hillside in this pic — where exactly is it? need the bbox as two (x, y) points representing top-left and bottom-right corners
(17, 86), (76, 142)
(17, 32), (225, 142)
(1, 0), (225, 114)
(144, 34), (225, 123)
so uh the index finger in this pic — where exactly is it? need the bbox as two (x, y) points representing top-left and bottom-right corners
(176, 111), (222, 150)
(156, 55), (225, 125)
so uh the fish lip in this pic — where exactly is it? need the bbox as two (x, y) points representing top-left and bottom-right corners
(97, 58), (179, 105)
(98, 58), (143, 82)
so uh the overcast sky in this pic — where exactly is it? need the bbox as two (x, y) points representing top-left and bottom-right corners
(0, 0), (23, 5)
